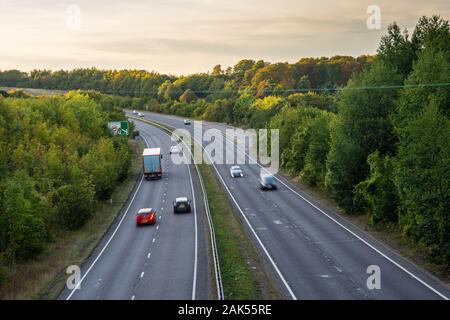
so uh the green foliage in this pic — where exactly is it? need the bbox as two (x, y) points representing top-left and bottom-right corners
(0, 92), (132, 263)
(392, 41), (450, 263)
(53, 167), (95, 229)
(179, 89), (198, 103)
(301, 113), (335, 187)
(394, 102), (450, 263)
(1, 171), (48, 260)
(355, 152), (398, 224)
(326, 61), (402, 212)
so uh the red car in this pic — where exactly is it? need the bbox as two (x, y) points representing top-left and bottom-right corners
(136, 208), (157, 226)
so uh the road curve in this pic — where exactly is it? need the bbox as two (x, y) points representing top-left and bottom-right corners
(128, 110), (450, 300)
(59, 120), (210, 300)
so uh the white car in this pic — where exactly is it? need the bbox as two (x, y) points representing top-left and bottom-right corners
(184, 119), (191, 125)
(230, 165), (243, 178)
(170, 145), (182, 154)
(132, 110), (138, 114)
(138, 112), (145, 117)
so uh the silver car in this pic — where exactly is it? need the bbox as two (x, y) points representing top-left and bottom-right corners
(230, 165), (243, 178)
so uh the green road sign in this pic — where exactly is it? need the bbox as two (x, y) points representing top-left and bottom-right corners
(108, 121), (129, 136)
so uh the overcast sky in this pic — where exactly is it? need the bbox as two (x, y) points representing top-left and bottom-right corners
(0, 0), (448, 75)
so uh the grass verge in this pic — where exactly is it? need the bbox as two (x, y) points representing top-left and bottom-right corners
(198, 162), (282, 299)
(0, 140), (142, 300)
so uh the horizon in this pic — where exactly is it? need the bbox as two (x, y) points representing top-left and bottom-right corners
(0, 54), (376, 76)
(0, 1), (449, 75)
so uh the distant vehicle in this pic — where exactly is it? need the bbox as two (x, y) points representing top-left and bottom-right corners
(183, 119), (191, 125)
(143, 148), (163, 180)
(230, 165), (243, 178)
(132, 110), (138, 114)
(136, 208), (157, 226)
(138, 112), (145, 117)
(260, 173), (277, 190)
(170, 145), (182, 154)
(173, 197), (192, 213)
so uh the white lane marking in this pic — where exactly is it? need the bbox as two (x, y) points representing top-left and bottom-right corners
(190, 134), (297, 300)
(274, 220), (283, 225)
(140, 272), (145, 278)
(66, 132), (151, 300)
(66, 175), (145, 300)
(217, 123), (449, 300)
(181, 141), (199, 301)
(152, 238), (156, 243)
(156, 225), (159, 230)
(131, 295), (135, 300)
(147, 253), (151, 259)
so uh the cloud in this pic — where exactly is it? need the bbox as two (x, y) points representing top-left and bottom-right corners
(0, 0), (448, 74)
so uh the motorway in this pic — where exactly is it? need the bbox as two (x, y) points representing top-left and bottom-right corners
(128, 110), (450, 300)
(59, 121), (211, 300)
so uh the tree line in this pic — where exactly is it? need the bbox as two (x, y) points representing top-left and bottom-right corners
(0, 91), (132, 283)
(0, 55), (374, 99)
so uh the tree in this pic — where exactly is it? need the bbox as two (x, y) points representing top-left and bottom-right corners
(378, 23), (415, 77)
(355, 152), (398, 224)
(211, 64), (223, 76)
(301, 112), (335, 187)
(394, 102), (450, 263)
(1, 171), (48, 260)
(393, 42), (450, 263)
(325, 62), (402, 213)
(179, 89), (198, 103)
(53, 167), (95, 229)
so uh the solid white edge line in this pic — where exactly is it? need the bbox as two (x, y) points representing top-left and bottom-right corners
(185, 152), (198, 301)
(66, 130), (150, 300)
(218, 124), (449, 300)
(66, 176), (145, 300)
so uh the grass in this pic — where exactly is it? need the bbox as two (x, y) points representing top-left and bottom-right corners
(0, 140), (143, 300)
(130, 116), (282, 299)
(198, 162), (282, 299)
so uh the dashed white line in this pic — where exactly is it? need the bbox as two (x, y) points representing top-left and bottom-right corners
(140, 272), (145, 278)
(147, 253), (151, 259)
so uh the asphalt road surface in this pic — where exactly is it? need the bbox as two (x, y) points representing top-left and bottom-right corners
(59, 121), (210, 300)
(128, 110), (450, 300)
